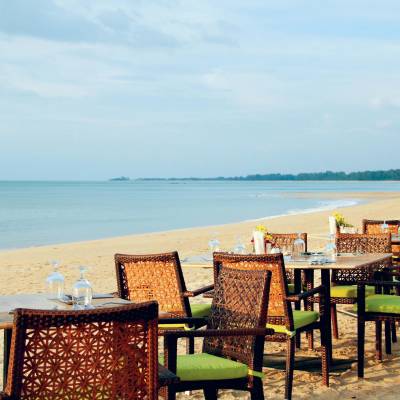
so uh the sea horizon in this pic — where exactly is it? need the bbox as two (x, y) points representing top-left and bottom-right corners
(1, 180), (400, 251)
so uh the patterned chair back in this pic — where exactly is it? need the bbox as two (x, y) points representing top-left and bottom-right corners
(5, 302), (159, 400)
(115, 252), (191, 317)
(213, 253), (295, 331)
(203, 266), (272, 367)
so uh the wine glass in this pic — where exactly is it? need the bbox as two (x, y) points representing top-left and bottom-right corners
(208, 233), (221, 254)
(292, 233), (305, 260)
(72, 266), (93, 309)
(46, 260), (65, 300)
(233, 237), (246, 254)
(325, 234), (337, 262)
(381, 220), (389, 233)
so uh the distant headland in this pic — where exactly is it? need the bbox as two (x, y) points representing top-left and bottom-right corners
(136, 169), (400, 181)
(109, 176), (130, 181)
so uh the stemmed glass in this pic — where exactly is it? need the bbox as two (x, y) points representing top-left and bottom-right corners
(233, 236), (246, 254)
(46, 260), (65, 300)
(381, 220), (389, 233)
(208, 233), (221, 254)
(72, 266), (93, 309)
(325, 234), (337, 262)
(292, 233), (305, 260)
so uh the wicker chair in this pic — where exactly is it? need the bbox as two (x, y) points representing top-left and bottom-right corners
(357, 280), (400, 378)
(0, 302), (159, 400)
(362, 219), (400, 264)
(115, 251), (214, 352)
(213, 253), (329, 400)
(162, 266), (273, 400)
(328, 233), (392, 340)
(270, 233), (308, 291)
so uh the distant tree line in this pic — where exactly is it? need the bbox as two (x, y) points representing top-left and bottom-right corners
(138, 169), (400, 181)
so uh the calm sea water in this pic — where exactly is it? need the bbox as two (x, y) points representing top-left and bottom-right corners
(0, 180), (399, 250)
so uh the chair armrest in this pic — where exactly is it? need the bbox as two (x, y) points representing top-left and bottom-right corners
(286, 285), (325, 302)
(158, 316), (208, 326)
(357, 280), (400, 287)
(163, 327), (274, 338)
(183, 284), (215, 297)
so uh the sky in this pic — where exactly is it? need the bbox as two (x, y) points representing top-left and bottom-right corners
(1, 0), (400, 180)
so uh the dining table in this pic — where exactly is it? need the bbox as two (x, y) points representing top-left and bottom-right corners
(184, 252), (393, 364)
(0, 294), (179, 389)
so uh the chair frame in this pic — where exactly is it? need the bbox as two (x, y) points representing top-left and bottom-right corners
(213, 253), (329, 400)
(324, 233), (393, 340)
(162, 267), (273, 400)
(0, 302), (159, 400)
(362, 219), (400, 266)
(357, 280), (400, 378)
(115, 251), (213, 352)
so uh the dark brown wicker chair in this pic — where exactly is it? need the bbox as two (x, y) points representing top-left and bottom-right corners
(0, 302), (159, 400)
(327, 233), (392, 340)
(213, 253), (329, 400)
(357, 280), (400, 378)
(362, 219), (400, 264)
(162, 266), (273, 400)
(114, 251), (213, 352)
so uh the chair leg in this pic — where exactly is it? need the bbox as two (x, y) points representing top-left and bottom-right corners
(306, 330), (314, 350)
(251, 379), (264, 400)
(384, 321), (392, 355)
(203, 387), (218, 400)
(391, 321), (397, 343)
(357, 317), (365, 378)
(295, 332), (301, 349)
(331, 304), (339, 340)
(376, 321), (382, 361)
(320, 326), (330, 387)
(166, 387), (176, 400)
(186, 337), (195, 354)
(285, 337), (295, 400)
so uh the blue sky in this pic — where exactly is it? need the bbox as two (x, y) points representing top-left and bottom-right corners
(1, 0), (400, 179)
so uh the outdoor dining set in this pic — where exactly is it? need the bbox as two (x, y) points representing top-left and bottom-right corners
(0, 218), (399, 399)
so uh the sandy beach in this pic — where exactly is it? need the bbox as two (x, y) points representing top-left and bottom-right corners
(1, 191), (400, 399)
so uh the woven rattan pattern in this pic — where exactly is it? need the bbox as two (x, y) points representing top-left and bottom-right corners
(203, 266), (270, 367)
(270, 233), (307, 281)
(213, 253), (293, 331)
(333, 233), (392, 286)
(5, 303), (158, 400)
(115, 252), (190, 317)
(362, 219), (400, 235)
(363, 219), (400, 258)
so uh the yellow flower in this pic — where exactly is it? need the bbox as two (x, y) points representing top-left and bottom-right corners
(255, 225), (267, 233)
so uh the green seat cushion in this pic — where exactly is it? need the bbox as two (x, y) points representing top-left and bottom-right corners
(165, 353), (249, 381)
(288, 283), (295, 294)
(360, 294), (400, 314)
(190, 303), (212, 318)
(267, 310), (319, 336)
(331, 285), (375, 298)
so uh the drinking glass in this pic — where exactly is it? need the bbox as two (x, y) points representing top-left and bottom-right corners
(325, 234), (337, 262)
(233, 237), (246, 254)
(72, 266), (93, 309)
(46, 260), (65, 300)
(208, 234), (221, 254)
(292, 233), (305, 260)
(381, 221), (389, 233)
(270, 246), (281, 254)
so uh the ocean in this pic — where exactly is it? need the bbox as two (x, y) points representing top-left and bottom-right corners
(0, 180), (399, 250)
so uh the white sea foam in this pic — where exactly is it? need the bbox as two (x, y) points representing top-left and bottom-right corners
(246, 199), (361, 222)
